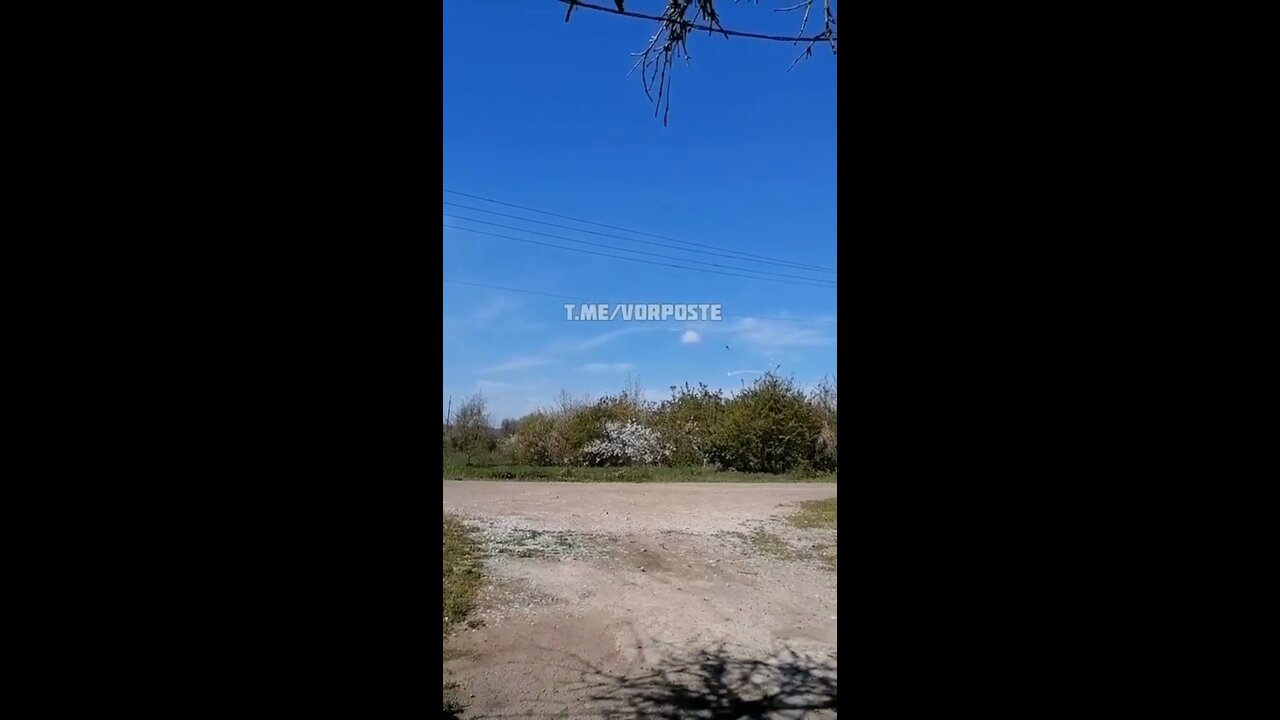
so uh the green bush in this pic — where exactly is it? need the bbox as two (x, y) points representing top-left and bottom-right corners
(506, 412), (558, 465)
(452, 372), (837, 475)
(810, 375), (837, 472)
(505, 388), (652, 466)
(652, 382), (725, 466)
(706, 372), (825, 474)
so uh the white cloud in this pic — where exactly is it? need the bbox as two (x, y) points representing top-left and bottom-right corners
(479, 355), (553, 373)
(581, 362), (636, 373)
(681, 330), (702, 344)
(726, 370), (764, 377)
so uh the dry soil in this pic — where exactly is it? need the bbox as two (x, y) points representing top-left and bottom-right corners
(443, 480), (838, 719)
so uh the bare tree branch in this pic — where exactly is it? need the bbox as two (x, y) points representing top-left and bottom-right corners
(560, 0), (837, 125)
(556, 0), (835, 43)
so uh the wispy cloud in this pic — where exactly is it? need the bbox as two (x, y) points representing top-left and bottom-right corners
(565, 325), (656, 352)
(681, 330), (702, 344)
(469, 295), (522, 324)
(475, 327), (653, 378)
(726, 369), (765, 377)
(671, 318), (833, 354)
(581, 362), (636, 373)
(670, 312), (839, 351)
(479, 355), (553, 373)
(730, 318), (835, 351)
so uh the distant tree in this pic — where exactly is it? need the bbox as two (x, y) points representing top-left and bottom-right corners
(499, 418), (520, 437)
(449, 393), (496, 463)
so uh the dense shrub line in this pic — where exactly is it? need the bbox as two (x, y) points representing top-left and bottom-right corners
(444, 372), (836, 475)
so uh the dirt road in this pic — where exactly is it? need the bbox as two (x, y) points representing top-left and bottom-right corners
(443, 481), (838, 719)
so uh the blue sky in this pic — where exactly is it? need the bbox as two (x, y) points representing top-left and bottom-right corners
(443, 0), (837, 422)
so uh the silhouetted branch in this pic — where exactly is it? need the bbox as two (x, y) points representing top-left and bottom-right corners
(578, 639), (838, 718)
(559, 0), (838, 125)
(557, 0), (835, 43)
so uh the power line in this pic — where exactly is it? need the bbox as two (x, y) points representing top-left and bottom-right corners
(446, 218), (836, 288)
(443, 200), (832, 275)
(444, 279), (576, 301)
(443, 189), (835, 274)
(444, 213), (835, 285)
(445, 224), (837, 290)
(556, 0), (834, 44)
(443, 278), (837, 324)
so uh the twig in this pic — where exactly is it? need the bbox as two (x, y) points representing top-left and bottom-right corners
(564, 0), (836, 124)
(555, 0), (833, 43)
(779, 0), (836, 71)
(774, 0), (813, 41)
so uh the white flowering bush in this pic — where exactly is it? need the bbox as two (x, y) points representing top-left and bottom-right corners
(579, 420), (671, 467)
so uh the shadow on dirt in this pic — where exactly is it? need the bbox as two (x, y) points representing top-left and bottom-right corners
(444, 630), (836, 719)
(580, 640), (837, 719)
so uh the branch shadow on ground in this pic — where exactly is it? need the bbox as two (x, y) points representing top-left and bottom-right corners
(578, 639), (837, 719)
(445, 625), (836, 719)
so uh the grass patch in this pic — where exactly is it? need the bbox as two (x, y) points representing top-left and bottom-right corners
(719, 499), (838, 571)
(787, 498), (837, 529)
(819, 548), (837, 571)
(443, 514), (483, 635)
(722, 529), (798, 560)
(443, 515), (483, 716)
(443, 682), (464, 718)
(748, 530), (795, 559)
(745, 530), (836, 571)
(444, 461), (835, 483)
(787, 498), (836, 571)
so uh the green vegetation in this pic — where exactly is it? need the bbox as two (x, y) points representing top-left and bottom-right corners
(443, 514), (483, 634)
(787, 498), (837, 529)
(747, 529), (795, 559)
(706, 374), (833, 474)
(724, 528), (835, 571)
(446, 394), (497, 464)
(443, 372), (838, 477)
(818, 548), (837, 571)
(443, 684), (464, 718)
(720, 497), (838, 571)
(444, 454), (834, 482)
(788, 498), (837, 570)
(443, 514), (483, 715)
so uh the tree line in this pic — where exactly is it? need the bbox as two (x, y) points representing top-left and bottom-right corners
(444, 372), (836, 474)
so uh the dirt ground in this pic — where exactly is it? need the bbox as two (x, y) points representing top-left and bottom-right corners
(443, 481), (838, 719)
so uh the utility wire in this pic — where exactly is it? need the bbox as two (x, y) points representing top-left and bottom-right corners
(444, 200), (834, 275)
(556, 0), (834, 44)
(445, 279), (576, 301)
(443, 278), (837, 325)
(444, 213), (835, 285)
(445, 224), (837, 290)
(443, 189), (835, 274)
